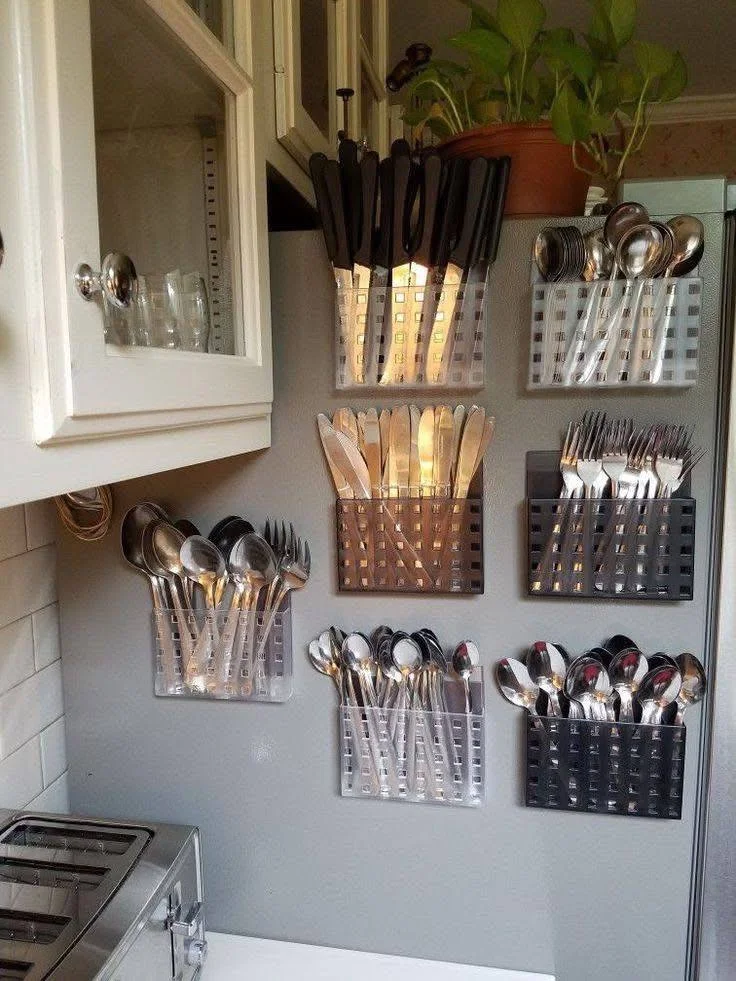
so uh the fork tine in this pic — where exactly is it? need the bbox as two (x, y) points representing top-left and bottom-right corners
(264, 517), (272, 546)
(303, 539), (311, 573)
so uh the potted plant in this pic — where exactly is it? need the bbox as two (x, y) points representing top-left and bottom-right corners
(402, 0), (687, 216)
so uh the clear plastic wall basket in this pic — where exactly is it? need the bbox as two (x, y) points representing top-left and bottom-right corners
(340, 672), (485, 807)
(153, 606), (292, 702)
(336, 276), (487, 390)
(528, 276), (702, 389)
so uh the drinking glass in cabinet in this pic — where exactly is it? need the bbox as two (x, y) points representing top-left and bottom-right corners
(90, 0), (234, 355)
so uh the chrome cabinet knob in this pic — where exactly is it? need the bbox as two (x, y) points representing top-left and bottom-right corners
(75, 251), (137, 308)
(186, 938), (208, 968)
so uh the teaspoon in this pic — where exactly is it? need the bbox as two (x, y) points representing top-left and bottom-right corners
(453, 640), (480, 715)
(674, 652), (706, 725)
(496, 658), (540, 715)
(179, 536), (226, 691)
(527, 641), (566, 717)
(564, 657), (611, 721)
(609, 648), (648, 723)
(308, 638), (342, 693)
(638, 665), (682, 725)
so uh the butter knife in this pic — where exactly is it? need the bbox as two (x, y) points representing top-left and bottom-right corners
(418, 406), (435, 497)
(409, 405), (421, 496)
(363, 407), (382, 499)
(393, 405), (411, 496)
(434, 405), (455, 498)
(454, 406), (486, 499)
(318, 414), (371, 499)
(473, 415), (496, 475)
(317, 414), (353, 498)
(451, 405), (466, 486)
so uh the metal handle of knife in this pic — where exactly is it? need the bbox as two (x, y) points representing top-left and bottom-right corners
(423, 158), (468, 382)
(406, 151), (443, 383)
(383, 148), (412, 383)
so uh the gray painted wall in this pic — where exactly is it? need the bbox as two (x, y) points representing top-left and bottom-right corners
(59, 216), (724, 981)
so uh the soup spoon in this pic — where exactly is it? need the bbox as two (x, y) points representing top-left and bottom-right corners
(674, 653), (706, 724)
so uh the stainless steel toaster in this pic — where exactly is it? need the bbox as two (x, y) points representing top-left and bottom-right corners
(0, 809), (206, 979)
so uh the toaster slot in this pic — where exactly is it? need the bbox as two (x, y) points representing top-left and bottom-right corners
(0, 859), (105, 891)
(0, 960), (31, 979)
(0, 909), (69, 944)
(1, 825), (135, 856)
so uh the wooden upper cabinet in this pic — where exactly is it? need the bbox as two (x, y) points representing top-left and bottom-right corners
(273, 0), (389, 171)
(8, 0), (272, 458)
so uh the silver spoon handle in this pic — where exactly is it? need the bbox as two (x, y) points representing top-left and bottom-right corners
(617, 689), (635, 723)
(211, 585), (245, 691)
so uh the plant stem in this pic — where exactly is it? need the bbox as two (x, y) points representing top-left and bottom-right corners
(462, 86), (472, 129)
(517, 49), (528, 121)
(616, 78), (650, 179)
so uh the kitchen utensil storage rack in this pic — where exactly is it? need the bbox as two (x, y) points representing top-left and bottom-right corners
(528, 276), (702, 390)
(336, 486), (483, 594)
(340, 671), (485, 807)
(335, 280), (487, 390)
(526, 452), (695, 600)
(153, 605), (292, 702)
(526, 715), (685, 819)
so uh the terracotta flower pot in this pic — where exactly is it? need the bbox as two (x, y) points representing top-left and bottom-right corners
(440, 122), (591, 218)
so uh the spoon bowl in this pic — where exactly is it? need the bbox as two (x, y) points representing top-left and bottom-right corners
(609, 648), (648, 723)
(496, 658), (539, 715)
(616, 223), (665, 279)
(527, 641), (566, 717)
(637, 665), (682, 725)
(667, 215), (705, 275)
(604, 201), (649, 250)
(564, 656), (612, 721)
(674, 652), (706, 724)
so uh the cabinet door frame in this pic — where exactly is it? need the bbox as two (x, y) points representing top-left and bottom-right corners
(13, 0), (272, 446)
(273, 0), (338, 169)
(357, 0), (389, 157)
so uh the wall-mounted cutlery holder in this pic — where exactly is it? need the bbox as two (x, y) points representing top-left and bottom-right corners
(335, 279), (487, 390)
(340, 674), (485, 807)
(336, 495), (484, 593)
(526, 715), (686, 819)
(528, 276), (702, 389)
(152, 606), (292, 702)
(527, 452), (695, 600)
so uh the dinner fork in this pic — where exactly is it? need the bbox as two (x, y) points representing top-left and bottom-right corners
(250, 533), (311, 694)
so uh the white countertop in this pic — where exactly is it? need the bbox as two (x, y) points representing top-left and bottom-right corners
(202, 933), (554, 981)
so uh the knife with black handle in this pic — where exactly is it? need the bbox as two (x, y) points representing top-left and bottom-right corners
(405, 150), (443, 383)
(309, 153), (338, 270)
(421, 157), (468, 382)
(338, 138), (362, 264)
(347, 150), (379, 385)
(381, 141), (413, 384)
(367, 156), (394, 385)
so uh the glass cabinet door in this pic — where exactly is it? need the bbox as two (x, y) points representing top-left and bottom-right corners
(19, 0), (271, 444)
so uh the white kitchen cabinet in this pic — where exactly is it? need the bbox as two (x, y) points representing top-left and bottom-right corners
(0, 0), (272, 508)
(273, 0), (389, 170)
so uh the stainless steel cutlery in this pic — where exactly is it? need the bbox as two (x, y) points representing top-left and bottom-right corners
(318, 404), (494, 500)
(122, 504), (310, 699)
(496, 636), (706, 726)
(310, 139), (510, 388)
(309, 624), (484, 804)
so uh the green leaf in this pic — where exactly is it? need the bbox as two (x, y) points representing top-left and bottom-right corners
(584, 30), (613, 60)
(448, 28), (512, 74)
(497, 0), (546, 51)
(425, 58), (472, 78)
(542, 36), (595, 84)
(656, 51), (687, 101)
(551, 83), (594, 143)
(454, 0), (499, 31)
(602, 0), (636, 48)
(597, 63), (642, 111)
(634, 40), (675, 79)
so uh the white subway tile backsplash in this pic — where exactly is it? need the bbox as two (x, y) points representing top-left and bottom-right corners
(32, 604), (61, 671)
(0, 618), (36, 694)
(28, 771), (69, 814)
(0, 661), (63, 759)
(40, 716), (67, 787)
(24, 500), (57, 550)
(0, 737), (43, 809)
(0, 545), (57, 630)
(0, 506), (26, 562)
(0, 500), (67, 810)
